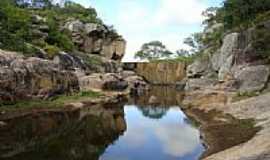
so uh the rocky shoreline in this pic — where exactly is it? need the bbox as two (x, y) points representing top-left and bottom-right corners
(180, 20), (270, 160)
(130, 20), (270, 160)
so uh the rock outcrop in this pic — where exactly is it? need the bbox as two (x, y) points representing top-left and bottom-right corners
(79, 72), (148, 94)
(79, 73), (127, 92)
(232, 65), (270, 92)
(64, 20), (126, 61)
(53, 52), (123, 74)
(185, 23), (270, 93)
(182, 20), (270, 160)
(0, 50), (79, 102)
(136, 62), (186, 85)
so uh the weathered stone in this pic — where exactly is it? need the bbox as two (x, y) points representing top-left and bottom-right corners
(187, 57), (211, 78)
(233, 65), (270, 92)
(125, 75), (149, 95)
(213, 33), (239, 81)
(121, 71), (136, 79)
(148, 96), (158, 104)
(219, 33), (239, 64)
(79, 73), (128, 91)
(0, 50), (79, 102)
(185, 78), (218, 91)
(136, 62), (186, 84)
(0, 121), (6, 127)
(218, 55), (234, 81)
(84, 23), (106, 34)
(211, 50), (221, 72)
(103, 79), (128, 91)
(64, 20), (126, 61)
(64, 20), (84, 33)
(182, 90), (228, 108)
(53, 52), (88, 72)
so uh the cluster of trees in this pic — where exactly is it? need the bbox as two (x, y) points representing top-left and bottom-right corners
(0, 0), (102, 56)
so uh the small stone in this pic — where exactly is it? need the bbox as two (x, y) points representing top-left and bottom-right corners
(148, 96), (158, 104)
(0, 121), (6, 127)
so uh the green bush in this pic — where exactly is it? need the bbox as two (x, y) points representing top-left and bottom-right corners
(85, 55), (103, 66)
(44, 44), (60, 59)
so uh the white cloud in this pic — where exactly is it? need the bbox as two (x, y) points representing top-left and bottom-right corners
(155, 0), (207, 25)
(87, 0), (207, 62)
(118, 0), (207, 62)
(154, 123), (201, 157)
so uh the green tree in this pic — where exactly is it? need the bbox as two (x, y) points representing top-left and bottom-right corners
(135, 41), (173, 60)
(205, 0), (270, 30)
(0, 0), (32, 52)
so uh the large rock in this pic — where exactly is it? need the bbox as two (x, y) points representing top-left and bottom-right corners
(64, 20), (126, 61)
(212, 33), (239, 81)
(218, 33), (239, 69)
(187, 56), (212, 78)
(53, 52), (122, 74)
(124, 75), (149, 95)
(136, 62), (186, 84)
(233, 65), (270, 92)
(79, 73), (128, 92)
(185, 78), (218, 91)
(218, 55), (234, 81)
(0, 50), (79, 102)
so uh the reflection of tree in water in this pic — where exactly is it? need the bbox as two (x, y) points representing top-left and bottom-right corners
(0, 105), (126, 160)
(137, 105), (169, 119)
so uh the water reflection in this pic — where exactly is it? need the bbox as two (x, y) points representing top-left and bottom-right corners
(100, 105), (204, 160)
(0, 104), (126, 160)
(0, 86), (204, 160)
(100, 86), (204, 160)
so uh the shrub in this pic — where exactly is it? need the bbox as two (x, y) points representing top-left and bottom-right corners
(44, 44), (60, 59)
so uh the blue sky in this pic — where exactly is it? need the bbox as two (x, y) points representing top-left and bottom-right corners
(73, 0), (224, 61)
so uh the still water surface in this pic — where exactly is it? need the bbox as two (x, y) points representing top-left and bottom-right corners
(0, 87), (205, 160)
(101, 105), (204, 160)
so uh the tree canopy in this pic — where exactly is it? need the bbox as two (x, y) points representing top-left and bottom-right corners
(135, 41), (173, 61)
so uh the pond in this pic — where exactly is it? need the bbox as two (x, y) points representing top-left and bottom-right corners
(0, 86), (205, 160)
(101, 105), (204, 160)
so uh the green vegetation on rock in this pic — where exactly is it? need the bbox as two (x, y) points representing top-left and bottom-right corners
(0, 90), (103, 110)
(176, 0), (270, 62)
(0, 0), (101, 56)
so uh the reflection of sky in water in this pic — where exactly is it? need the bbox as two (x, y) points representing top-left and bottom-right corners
(100, 105), (204, 160)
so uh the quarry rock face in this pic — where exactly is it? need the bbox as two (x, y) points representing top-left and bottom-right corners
(136, 62), (186, 85)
